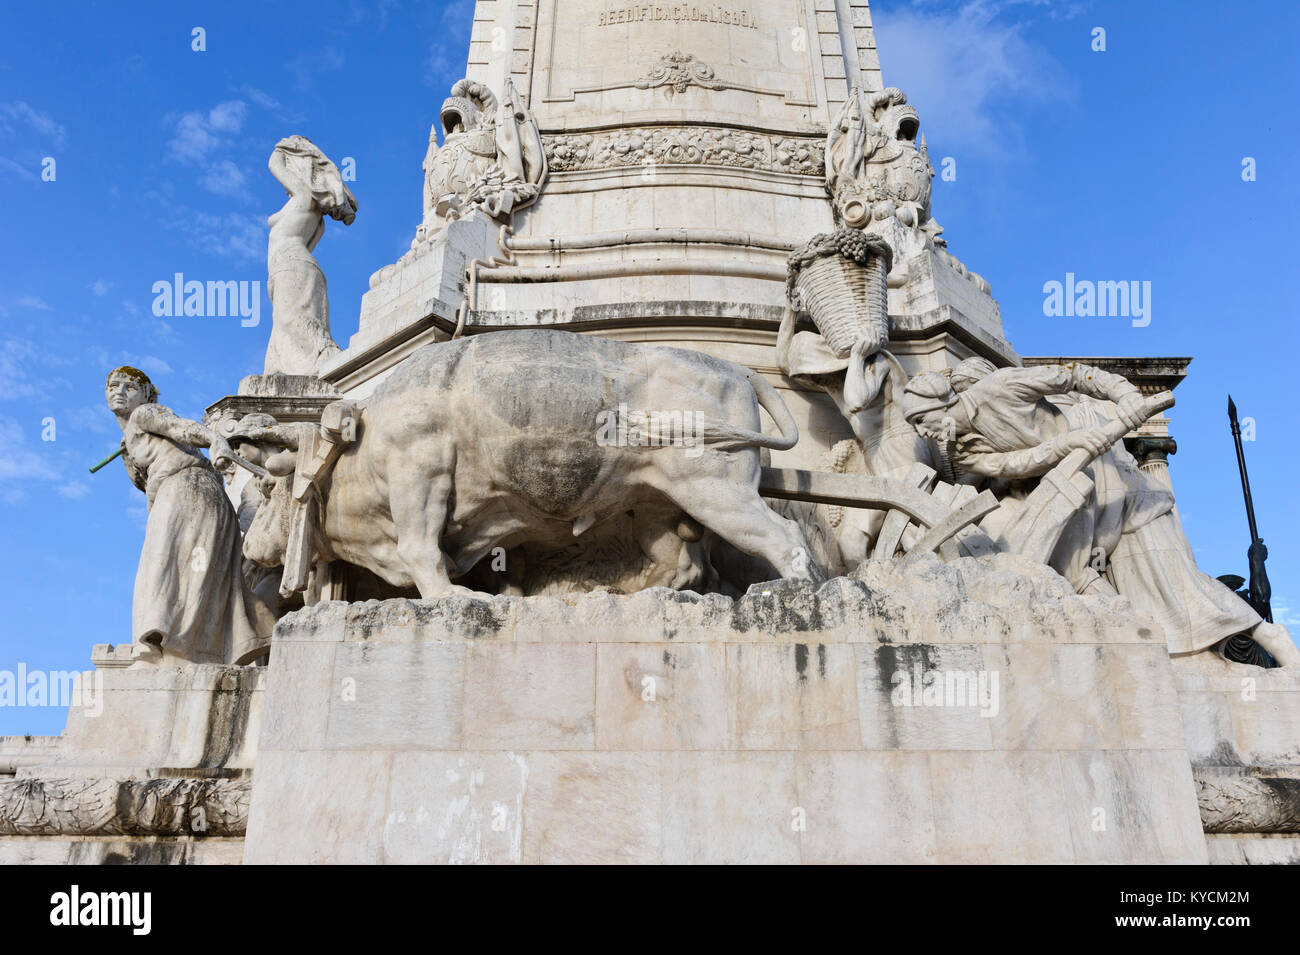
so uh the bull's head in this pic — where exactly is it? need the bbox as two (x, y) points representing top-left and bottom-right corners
(243, 464), (297, 570)
(238, 401), (358, 597)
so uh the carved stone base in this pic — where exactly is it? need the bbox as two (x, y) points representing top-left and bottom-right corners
(243, 554), (1208, 864)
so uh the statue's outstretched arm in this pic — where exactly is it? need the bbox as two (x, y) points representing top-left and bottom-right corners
(1058, 362), (1141, 405)
(131, 404), (235, 468)
(958, 435), (1074, 481)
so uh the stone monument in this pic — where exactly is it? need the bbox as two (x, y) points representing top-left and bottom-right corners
(3, 0), (1298, 865)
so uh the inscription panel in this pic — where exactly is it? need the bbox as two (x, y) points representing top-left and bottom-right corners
(533, 0), (829, 130)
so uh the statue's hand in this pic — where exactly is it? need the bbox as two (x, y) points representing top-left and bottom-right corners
(1064, 428), (1111, 458)
(209, 436), (235, 472)
(1116, 391), (1148, 431)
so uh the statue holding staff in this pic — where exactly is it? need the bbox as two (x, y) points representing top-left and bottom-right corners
(902, 362), (1300, 666)
(105, 367), (273, 665)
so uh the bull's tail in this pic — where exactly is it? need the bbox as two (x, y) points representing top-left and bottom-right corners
(696, 368), (800, 453)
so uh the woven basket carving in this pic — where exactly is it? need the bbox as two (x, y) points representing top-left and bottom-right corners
(787, 229), (892, 359)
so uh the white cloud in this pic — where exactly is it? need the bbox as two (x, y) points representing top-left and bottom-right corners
(167, 100), (248, 164)
(0, 156), (38, 183)
(871, 0), (1077, 159)
(349, 0), (401, 30)
(0, 415), (59, 504)
(162, 207), (267, 263)
(424, 2), (476, 85)
(90, 279), (113, 296)
(241, 86), (282, 112)
(121, 354), (173, 379)
(207, 100), (246, 134)
(16, 295), (53, 311)
(66, 404), (117, 436)
(0, 338), (44, 401)
(200, 159), (248, 197)
(0, 101), (67, 149)
(57, 481), (91, 500)
(1273, 597), (1299, 630)
(286, 47), (346, 92)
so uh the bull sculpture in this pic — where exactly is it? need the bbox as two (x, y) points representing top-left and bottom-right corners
(240, 329), (816, 598)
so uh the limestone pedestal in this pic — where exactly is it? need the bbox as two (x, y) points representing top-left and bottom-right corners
(1174, 654), (1300, 864)
(0, 662), (262, 864)
(244, 555), (1209, 864)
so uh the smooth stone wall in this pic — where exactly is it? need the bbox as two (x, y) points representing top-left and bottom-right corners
(244, 554), (1210, 864)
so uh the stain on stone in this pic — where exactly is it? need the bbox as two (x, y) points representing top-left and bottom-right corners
(729, 579), (827, 634)
(817, 643), (826, 678)
(199, 667), (255, 769)
(1204, 738), (1245, 769)
(795, 643), (808, 681)
(102, 841), (192, 865)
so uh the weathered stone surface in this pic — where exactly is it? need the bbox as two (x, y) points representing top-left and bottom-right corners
(857, 643), (993, 750)
(729, 642), (860, 749)
(927, 751), (1074, 864)
(326, 642), (465, 750)
(1060, 751), (1207, 864)
(0, 836), (246, 866)
(795, 751), (936, 863)
(1173, 653), (1300, 768)
(596, 643), (727, 750)
(1205, 834), (1300, 865)
(239, 559), (1211, 863)
(33, 663), (264, 773)
(463, 643), (596, 750)
(243, 749), (392, 865)
(661, 752), (801, 864)
(0, 776), (250, 837)
(521, 753), (663, 864)
(383, 752), (529, 864)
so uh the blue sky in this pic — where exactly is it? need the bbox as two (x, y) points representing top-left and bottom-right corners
(1, 0), (1297, 734)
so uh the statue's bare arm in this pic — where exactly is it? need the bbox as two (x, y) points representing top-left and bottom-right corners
(130, 404), (235, 467)
(1052, 363), (1147, 429)
(268, 149), (305, 197)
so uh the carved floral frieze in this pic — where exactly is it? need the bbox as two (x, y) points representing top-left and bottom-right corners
(543, 127), (824, 177)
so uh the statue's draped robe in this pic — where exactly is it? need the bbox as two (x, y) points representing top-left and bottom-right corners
(266, 210), (340, 376)
(123, 407), (270, 665)
(955, 366), (1258, 654)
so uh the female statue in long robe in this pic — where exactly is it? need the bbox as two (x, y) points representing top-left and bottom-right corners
(265, 135), (357, 376)
(106, 367), (272, 665)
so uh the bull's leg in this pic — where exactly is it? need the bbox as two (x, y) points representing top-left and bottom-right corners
(659, 479), (816, 582)
(387, 469), (464, 598)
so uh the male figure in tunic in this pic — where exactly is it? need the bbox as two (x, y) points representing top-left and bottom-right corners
(900, 361), (1299, 666)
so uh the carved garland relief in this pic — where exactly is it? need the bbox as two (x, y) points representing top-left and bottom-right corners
(543, 126), (825, 176)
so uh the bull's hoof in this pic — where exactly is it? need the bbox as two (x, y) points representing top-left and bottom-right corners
(420, 583), (495, 601)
